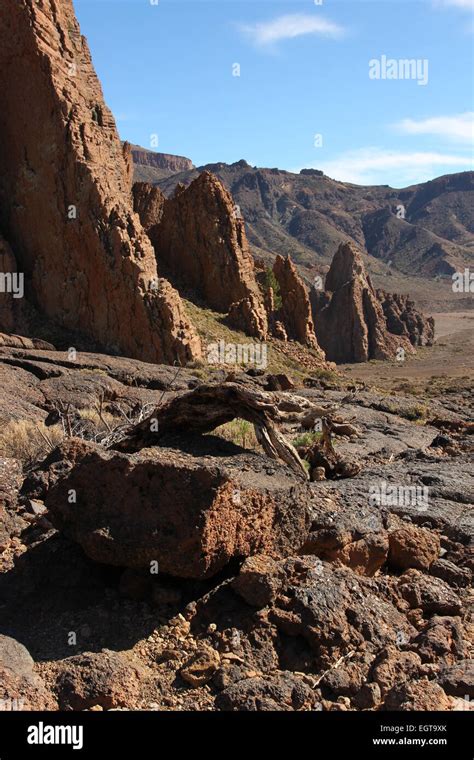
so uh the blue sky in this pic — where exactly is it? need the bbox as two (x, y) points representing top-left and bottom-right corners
(75, 0), (474, 187)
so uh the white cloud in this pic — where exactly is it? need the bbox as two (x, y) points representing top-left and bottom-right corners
(394, 112), (474, 142)
(239, 14), (345, 48)
(435, 0), (474, 9)
(313, 148), (473, 186)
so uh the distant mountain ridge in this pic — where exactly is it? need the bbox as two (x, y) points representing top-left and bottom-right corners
(130, 144), (194, 182)
(132, 147), (474, 281)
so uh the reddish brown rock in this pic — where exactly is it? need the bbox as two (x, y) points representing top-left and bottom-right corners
(370, 646), (423, 697)
(139, 172), (266, 326)
(227, 294), (268, 341)
(388, 525), (440, 571)
(232, 555), (282, 607)
(414, 616), (466, 664)
(274, 321), (288, 341)
(398, 570), (462, 616)
(122, 141), (134, 189)
(0, 333), (54, 350)
(378, 290), (435, 347)
(383, 680), (451, 711)
(54, 650), (146, 710)
(272, 255), (323, 353)
(311, 242), (414, 363)
(130, 144), (194, 175)
(0, 0), (201, 365)
(45, 440), (313, 578)
(132, 182), (166, 239)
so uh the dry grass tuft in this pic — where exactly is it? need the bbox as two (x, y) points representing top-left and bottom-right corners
(213, 418), (260, 450)
(0, 419), (65, 468)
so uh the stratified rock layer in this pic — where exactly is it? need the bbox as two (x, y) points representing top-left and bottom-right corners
(130, 145), (194, 175)
(311, 242), (414, 363)
(0, 0), (201, 365)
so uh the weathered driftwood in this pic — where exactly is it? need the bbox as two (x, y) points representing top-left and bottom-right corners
(298, 417), (362, 481)
(110, 382), (337, 478)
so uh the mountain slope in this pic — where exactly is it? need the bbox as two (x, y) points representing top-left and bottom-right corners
(133, 149), (473, 282)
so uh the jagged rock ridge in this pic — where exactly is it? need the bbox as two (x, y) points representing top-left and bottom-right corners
(152, 160), (474, 280)
(378, 291), (435, 347)
(136, 173), (263, 310)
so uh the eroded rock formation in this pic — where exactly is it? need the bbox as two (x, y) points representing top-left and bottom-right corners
(141, 172), (260, 311)
(0, 0), (201, 365)
(273, 255), (323, 354)
(311, 242), (415, 363)
(134, 172), (268, 339)
(227, 294), (269, 342)
(132, 182), (166, 240)
(378, 290), (435, 347)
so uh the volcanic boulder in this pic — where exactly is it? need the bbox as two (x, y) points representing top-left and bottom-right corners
(54, 650), (147, 711)
(231, 556), (416, 665)
(45, 440), (314, 579)
(388, 525), (440, 572)
(0, 0), (201, 365)
(311, 242), (414, 363)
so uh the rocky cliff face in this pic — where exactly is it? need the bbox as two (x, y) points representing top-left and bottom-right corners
(134, 173), (269, 339)
(0, 0), (201, 365)
(273, 255), (323, 354)
(131, 145), (194, 176)
(311, 243), (414, 363)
